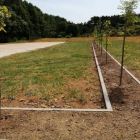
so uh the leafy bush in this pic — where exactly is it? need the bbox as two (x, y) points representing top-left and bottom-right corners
(12, 37), (18, 42)
(21, 37), (27, 40)
(57, 35), (62, 38)
(49, 31), (57, 38)
(59, 32), (66, 37)
(65, 35), (71, 38)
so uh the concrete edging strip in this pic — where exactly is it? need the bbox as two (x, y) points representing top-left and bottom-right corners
(102, 48), (140, 85)
(92, 42), (113, 111)
(1, 107), (111, 112)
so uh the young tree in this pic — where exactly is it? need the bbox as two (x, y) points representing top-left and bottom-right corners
(0, 6), (10, 120)
(93, 26), (98, 44)
(103, 20), (111, 64)
(118, 0), (139, 85)
(98, 19), (104, 55)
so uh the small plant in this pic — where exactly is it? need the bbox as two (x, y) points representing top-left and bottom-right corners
(42, 93), (51, 101)
(25, 91), (37, 96)
(57, 35), (62, 38)
(65, 35), (71, 38)
(69, 89), (86, 104)
(7, 93), (15, 101)
(77, 94), (86, 104)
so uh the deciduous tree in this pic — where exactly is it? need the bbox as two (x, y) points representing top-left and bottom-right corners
(118, 0), (139, 85)
(103, 20), (111, 64)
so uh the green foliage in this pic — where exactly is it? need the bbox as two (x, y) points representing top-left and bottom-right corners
(65, 35), (71, 38)
(25, 91), (37, 96)
(118, 0), (139, 33)
(0, 6), (10, 32)
(66, 24), (79, 37)
(59, 32), (66, 37)
(93, 26), (98, 41)
(57, 35), (62, 38)
(103, 20), (111, 43)
(103, 20), (112, 63)
(69, 89), (86, 104)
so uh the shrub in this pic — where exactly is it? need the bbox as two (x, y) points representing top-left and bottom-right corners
(21, 37), (27, 40)
(59, 32), (66, 37)
(65, 35), (71, 38)
(12, 37), (18, 42)
(57, 35), (62, 38)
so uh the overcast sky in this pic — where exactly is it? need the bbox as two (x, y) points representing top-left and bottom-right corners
(25, 0), (140, 23)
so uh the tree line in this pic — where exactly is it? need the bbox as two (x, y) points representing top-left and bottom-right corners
(0, 0), (140, 43)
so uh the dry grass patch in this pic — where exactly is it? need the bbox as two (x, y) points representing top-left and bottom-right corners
(35, 37), (94, 42)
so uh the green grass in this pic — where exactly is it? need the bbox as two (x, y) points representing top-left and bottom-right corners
(103, 40), (140, 76)
(0, 42), (97, 103)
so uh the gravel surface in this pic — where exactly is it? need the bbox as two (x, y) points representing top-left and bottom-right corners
(0, 42), (64, 58)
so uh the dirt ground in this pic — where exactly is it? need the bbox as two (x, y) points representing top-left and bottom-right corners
(0, 42), (140, 140)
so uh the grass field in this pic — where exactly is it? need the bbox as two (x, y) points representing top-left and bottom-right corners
(102, 39), (140, 78)
(35, 36), (140, 43)
(0, 41), (102, 108)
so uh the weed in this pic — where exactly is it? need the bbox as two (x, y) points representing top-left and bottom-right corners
(69, 89), (86, 104)
(25, 91), (37, 96)
(42, 93), (51, 101)
(7, 93), (15, 101)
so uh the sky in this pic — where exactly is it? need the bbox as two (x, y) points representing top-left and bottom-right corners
(26, 0), (140, 23)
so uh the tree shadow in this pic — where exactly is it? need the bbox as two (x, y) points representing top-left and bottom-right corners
(109, 86), (127, 104)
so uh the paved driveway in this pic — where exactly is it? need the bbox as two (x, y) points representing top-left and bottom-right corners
(0, 42), (64, 58)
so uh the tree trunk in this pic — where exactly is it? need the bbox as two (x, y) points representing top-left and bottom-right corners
(106, 35), (108, 64)
(101, 36), (103, 55)
(98, 41), (100, 51)
(120, 28), (126, 86)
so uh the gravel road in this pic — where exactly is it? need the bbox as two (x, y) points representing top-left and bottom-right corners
(0, 42), (64, 58)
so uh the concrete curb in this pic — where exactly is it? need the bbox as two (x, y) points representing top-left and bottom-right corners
(92, 42), (113, 111)
(1, 107), (111, 112)
(102, 48), (140, 85)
